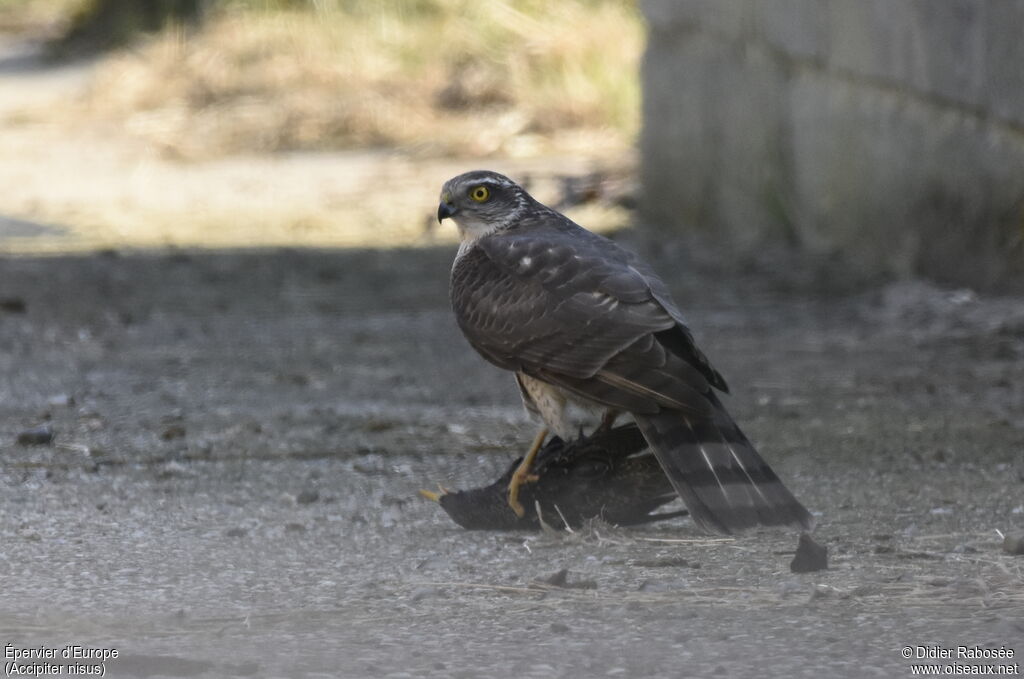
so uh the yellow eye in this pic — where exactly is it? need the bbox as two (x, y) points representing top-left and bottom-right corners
(470, 186), (490, 202)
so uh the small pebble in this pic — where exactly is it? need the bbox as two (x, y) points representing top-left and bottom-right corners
(0, 297), (26, 313)
(544, 568), (569, 587)
(807, 584), (834, 601)
(790, 532), (828, 573)
(17, 425), (54, 446)
(46, 394), (74, 408)
(1002, 532), (1024, 555)
(160, 424), (187, 441)
(225, 527), (247, 538)
(296, 489), (320, 504)
(776, 578), (805, 598)
(637, 578), (687, 593)
(534, 568), (597, 590)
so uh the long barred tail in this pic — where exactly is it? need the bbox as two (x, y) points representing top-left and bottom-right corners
(634, 394), (813, 535)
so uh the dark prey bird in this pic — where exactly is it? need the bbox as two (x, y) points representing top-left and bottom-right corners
(423, 423), (686, 530)
(437, 170), (813, 535)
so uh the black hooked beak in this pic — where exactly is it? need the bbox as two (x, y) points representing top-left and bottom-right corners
(437, 200), (456, 223)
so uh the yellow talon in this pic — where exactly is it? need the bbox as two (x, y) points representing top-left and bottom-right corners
(419, 483), (450, 503)
(507, 428), (548, 518)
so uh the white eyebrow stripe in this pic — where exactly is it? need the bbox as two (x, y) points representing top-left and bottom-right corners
(473, 176), (514, 187)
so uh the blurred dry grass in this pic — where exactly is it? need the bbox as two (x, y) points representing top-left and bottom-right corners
(0, 0), (639, 253)
(0, 0), (79, 32)
(66, 0), (642, 160)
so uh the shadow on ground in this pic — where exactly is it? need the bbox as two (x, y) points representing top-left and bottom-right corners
(1, 243), (1022, 678)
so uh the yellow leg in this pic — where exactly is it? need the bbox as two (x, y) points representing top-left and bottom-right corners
(508, 428), (548, 518)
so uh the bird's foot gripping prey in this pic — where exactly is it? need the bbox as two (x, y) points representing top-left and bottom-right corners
(437, 170), (814, 535)
(506, 427), (546, 518)
(422, 423), (686, 530)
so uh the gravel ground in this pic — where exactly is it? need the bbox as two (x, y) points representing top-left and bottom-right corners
(1, 243), (1022, 678)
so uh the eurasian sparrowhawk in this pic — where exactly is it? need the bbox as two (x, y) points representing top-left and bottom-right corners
(436, 170), (812, 535)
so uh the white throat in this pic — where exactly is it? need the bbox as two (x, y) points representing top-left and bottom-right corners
(451, 213), (515, 261)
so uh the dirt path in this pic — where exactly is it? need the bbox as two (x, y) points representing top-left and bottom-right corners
(1, 244), (1022, 678)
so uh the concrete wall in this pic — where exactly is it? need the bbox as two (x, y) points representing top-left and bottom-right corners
(640, 0), (1024, 290)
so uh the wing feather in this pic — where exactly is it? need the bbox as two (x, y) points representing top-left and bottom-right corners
(450, 218), (721, 413)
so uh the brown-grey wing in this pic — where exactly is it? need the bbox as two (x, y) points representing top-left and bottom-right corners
(621, 248), (729, 393)
(450, 228), (716, 418)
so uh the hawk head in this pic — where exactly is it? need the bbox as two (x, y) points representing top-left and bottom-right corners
(437, 170), (532, 242)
